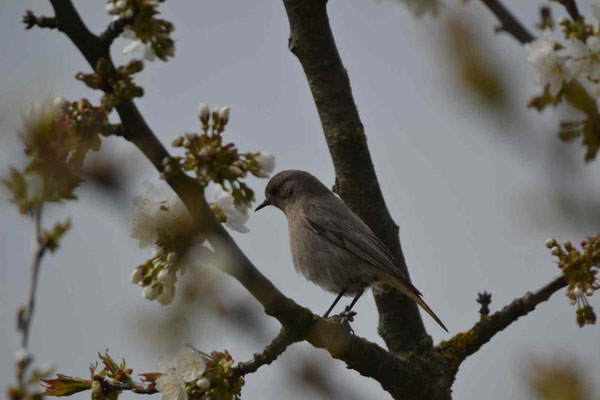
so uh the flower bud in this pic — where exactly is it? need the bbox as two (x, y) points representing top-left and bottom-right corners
(198, 147), (209, 157)
(143, 284), (160, 300)
(157, 285), (174, 305)
(164, 165), (172, 173)
(229, 166), (243, 176)
(586, 286), (594, 296)
(183, 139), (191, 147)
(568, 296), (577, 305)
(198, 103), (210, 123)
(172, 136), (184, 147)
(130, 267), (144, 284)
(167, 252), (177, 264)
(218, 106), (230, 123)
(196, 378), (210, 389)
(563, 241), (572, 251)
(545, 238), (557, 249)
(551, 246), (560, 256)
(574, 285), (583, 297)
(115, 0), (127, 11)
(157, 269), (171, 283)
(185, 132), (197, 140)
(162, 157), (171, 166)
(15, 348), (29, 363)
(92, 380), (103, 400)
(152, 246), (164, 258)
(123, 8), (134, 18)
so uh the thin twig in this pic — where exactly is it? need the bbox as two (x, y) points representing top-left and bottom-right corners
(232, 328), (299, 379)
(438, 276), (567, 371)
(95, 376), (158, 395)
(480, 0), (534, 44)
(15, 207), (48, 386)
(23, 10), (59, 31)
(559, 0), (582, 21)
(99, 16), (134, 48)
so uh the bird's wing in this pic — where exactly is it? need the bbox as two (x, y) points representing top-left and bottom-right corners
(303, 202), (421, 296)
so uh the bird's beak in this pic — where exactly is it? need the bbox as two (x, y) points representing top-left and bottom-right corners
(254, 200), (270, 212)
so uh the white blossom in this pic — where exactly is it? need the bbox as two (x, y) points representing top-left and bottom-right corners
(254, 152), (275, 177)
(196, 378), (210, 390)
(173, 348), (206, 382)
(105, 2), (116, 14)
(157, 284), (175, 305)
(217, 106), (230, 123)
(400, 0), (442, 18)
(551, 246), (561, 256)
(123, 8), (134, 19)
(115, 0), (127, 11)
(156, 368), (187, 400)
(143, 285), (160, 300)
(525, 29), (570, 97)
(197, 103), (210, 122)
(123, 40), (157, 62)
(157, 269), (172, 283)
(567, 37), (600, 80)
(214, 185), (249, 233)
(130, 267), (144, 284)
(15, 348), (29, 363)
(574, 285), (584, 297)
(130, 182), (191, 248)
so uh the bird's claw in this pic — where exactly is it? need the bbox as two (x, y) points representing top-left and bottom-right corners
(338, 307), (357, 323)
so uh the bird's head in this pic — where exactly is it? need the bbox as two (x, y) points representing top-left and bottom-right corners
(255, 170), (330, 213)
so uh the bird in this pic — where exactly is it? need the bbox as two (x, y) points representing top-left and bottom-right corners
(254, 170), (447, 331)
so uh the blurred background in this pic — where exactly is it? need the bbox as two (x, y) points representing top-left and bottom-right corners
(1, 0), (599, 399)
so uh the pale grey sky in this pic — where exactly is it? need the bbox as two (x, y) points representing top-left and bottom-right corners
(1, 1), (600, 399)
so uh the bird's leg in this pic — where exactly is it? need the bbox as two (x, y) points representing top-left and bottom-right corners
(339, 290), (364, 322)
(323, 288), (347, 318)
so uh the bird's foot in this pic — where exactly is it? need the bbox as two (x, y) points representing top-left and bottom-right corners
(338, 307), (357, 323)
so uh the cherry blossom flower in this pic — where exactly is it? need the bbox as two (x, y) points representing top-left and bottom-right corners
(254, 152), (275, 178)
(214, 185), (249, 233)
(525, 29), (570, 96)
(567, 37), (600, 80)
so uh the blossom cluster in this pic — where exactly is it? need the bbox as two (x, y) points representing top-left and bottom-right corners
(7, 349), (54, 400)
(546, 235), (599, 327)
(156, 348), (243, 400)
(105, 0), (175, 62)
(76, 58), (144, 111)
(165, 104), (275, 222)
(3, 98), (112, 214)
(524, 10), (600, 160)
(129, 182), (198, 305)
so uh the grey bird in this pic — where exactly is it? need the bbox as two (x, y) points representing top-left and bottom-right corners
(255, 170), (447, 331)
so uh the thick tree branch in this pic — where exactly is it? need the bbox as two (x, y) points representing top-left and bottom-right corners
(437, 276), (567, 374)
(281, 0), (430, 354)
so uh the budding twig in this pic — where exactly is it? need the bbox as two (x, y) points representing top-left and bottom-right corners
(23, 10), (59, 31)
(232, 328), (299, 379)
(16, 207), (48, 386)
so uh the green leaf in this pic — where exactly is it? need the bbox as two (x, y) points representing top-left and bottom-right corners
(2, 168), (32, 214)
(44, 219), (72, 253)
(42, 374), (92, 396)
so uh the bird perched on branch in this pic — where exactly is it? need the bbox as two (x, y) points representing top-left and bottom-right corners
(255, 170), (447, 331)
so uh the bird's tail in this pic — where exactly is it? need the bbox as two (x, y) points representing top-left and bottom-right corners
(383, 275), (448, 332)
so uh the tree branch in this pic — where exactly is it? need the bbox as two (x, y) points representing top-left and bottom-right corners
(437, 276), (567, 374)
(27, 2), (438, 398)
(23, 10), (59, 31)
(480, 0), (534, 43)
(99, 16), (134, 48)
(15, 207), (48, 387)
(95, 376), (158, 395)
(281, 0), (430, 354)
(232, 328), (299, 379)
